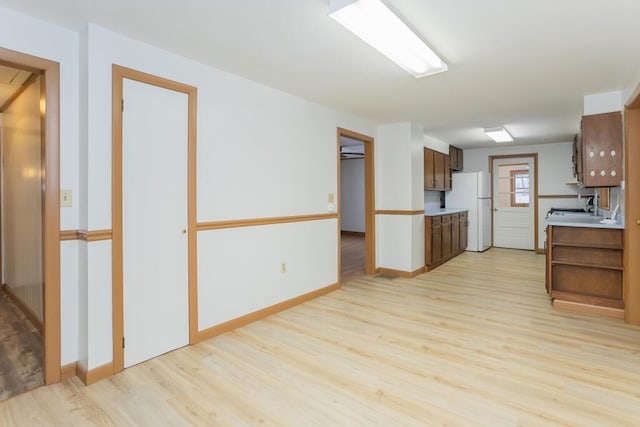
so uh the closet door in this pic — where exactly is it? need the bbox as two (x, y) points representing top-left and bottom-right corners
(122, 78), (189, 367)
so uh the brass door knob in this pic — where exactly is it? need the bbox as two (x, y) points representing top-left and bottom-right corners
(637, 219), (640, 226)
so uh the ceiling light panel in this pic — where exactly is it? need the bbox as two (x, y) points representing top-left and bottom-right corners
(484, 126), (514, 143)
(328, 0), (447, 78)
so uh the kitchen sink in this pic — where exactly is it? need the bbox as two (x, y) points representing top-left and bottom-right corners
(549, 211), (592, 217)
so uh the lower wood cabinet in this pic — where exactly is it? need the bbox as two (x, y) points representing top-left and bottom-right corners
(425, 211), (468, 270)
(546, 225), (623, 309)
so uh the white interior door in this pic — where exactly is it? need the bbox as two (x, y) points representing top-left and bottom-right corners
(492, 157), (534, 250)
(122, 78), (189, 368)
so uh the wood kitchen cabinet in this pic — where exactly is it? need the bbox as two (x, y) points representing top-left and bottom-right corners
(424, 148), (451, 191)
(449, 145), (464, 171)
(573, 112), (622, 187)
(459, 211), (468, 250)
(425, 211), (468, 270)
(546, 225), (623, 310)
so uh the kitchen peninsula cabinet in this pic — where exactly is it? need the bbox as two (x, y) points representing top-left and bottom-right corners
(546, 224), (624, 311)
(425, 209), (468, 270)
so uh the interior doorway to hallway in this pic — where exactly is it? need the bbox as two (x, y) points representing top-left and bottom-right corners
(0, 64), (44, 400)
(0, 47), (61, 388)
(337, 128), (375, 284)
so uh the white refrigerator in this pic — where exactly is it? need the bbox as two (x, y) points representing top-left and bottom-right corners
(445, 171), (492, 252)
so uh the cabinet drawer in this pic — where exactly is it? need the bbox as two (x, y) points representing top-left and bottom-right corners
(552, 227), (622, 248)
(552, 246), (622, 269)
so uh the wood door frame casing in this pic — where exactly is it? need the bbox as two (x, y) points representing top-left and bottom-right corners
(624, 85), (640, 324)
(0, 47), (61, 385)
(489, 154), (539, 251)
(337, 127), (375, 277)
(112, 65), (198, 373)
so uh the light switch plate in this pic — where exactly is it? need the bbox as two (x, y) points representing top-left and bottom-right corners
(60, 189), (72, 207)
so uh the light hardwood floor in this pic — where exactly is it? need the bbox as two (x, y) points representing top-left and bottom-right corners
(3, 248), (640, 425)
(340, 232), (365, 284)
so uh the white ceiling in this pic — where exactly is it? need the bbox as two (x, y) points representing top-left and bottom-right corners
(2, 0), (640, 148)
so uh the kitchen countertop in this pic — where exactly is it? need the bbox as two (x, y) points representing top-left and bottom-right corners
(424, 208), (468, 216)
(545, 215), (624, 229)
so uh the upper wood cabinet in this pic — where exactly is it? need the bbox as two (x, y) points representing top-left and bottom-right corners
(574, 112), (622, 187)
(424, 147), (450, 191)
(449, 145), (463, 171)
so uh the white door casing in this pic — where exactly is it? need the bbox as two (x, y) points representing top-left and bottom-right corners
(492, 157), (535, 250)
(122, 78), (189, 368)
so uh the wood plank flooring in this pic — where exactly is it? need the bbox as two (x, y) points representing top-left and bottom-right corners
(0, 290), (43, 401)
(3, 248), (640, 425)
(340, 232), (365, 283)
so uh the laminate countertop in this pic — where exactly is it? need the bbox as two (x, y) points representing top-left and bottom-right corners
(545, 215), (624, 229)
(424, 208), (468, 217)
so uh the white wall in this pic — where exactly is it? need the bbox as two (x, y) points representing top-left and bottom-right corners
(1, 75), (43, 320)
(463, 142), (590, 251)
(80, 24), (376, 368)
(340, 158), (365, 233)
(375, 123), (425, 273)
(0, 6), (80, 365)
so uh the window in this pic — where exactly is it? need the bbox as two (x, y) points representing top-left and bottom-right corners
(510, 170), (530, 207)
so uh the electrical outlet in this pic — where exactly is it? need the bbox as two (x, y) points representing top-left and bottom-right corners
(60, 189), (72, 207)
(281, 261), (287, 274)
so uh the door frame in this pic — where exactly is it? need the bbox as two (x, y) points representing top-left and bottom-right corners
(0, 47), (61, 385)
(337, 127), (375, 278)
(489, 153), (539, 251)
(624, 84), (640, 324)
(112, 65), (198, 373)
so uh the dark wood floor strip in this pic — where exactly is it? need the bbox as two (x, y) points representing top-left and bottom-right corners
(0, 291), (43, 401)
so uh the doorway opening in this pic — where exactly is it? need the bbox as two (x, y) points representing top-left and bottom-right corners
(112, 65), (198, 375)
(337, 128), (375, 284)
(490, 154), (538, 251)
(0, 47), (61, 394)
(624, 86), (640, 324)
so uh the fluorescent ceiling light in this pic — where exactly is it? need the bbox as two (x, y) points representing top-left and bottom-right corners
(484, 126), (514, 143)
(328, 0), (447, 78)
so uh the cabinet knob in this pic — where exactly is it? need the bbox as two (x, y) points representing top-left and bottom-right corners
(600, 150), (605, 158)
(182, 229), (187, 234)
(611, 150), (616, 157)
(637, 219), (640, 226)
(600, 170), (606, 176)
(590, 171), (596, 177)
(611, 170), (616, 177)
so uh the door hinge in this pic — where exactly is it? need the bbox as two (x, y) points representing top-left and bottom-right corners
(121, 99), (124, 112)
(122, 337), (125, 349)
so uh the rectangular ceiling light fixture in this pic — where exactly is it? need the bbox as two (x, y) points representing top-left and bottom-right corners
(328, 0), (447, 78)
(484, 126), (514, 143)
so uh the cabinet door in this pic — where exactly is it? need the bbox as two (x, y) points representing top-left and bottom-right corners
(460, 213), (468, 251)
(445, 154), (452, 190)
(449, 145), (457, 170)
(434, 151), (445, 189)
(451, 214), (460, 253)
(432, 224), (442, 263)
(442, 215), (452, 258)
(424, 148), (435, 190)
(581, 112), (622, 187)
(456, 147), (464, 171)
